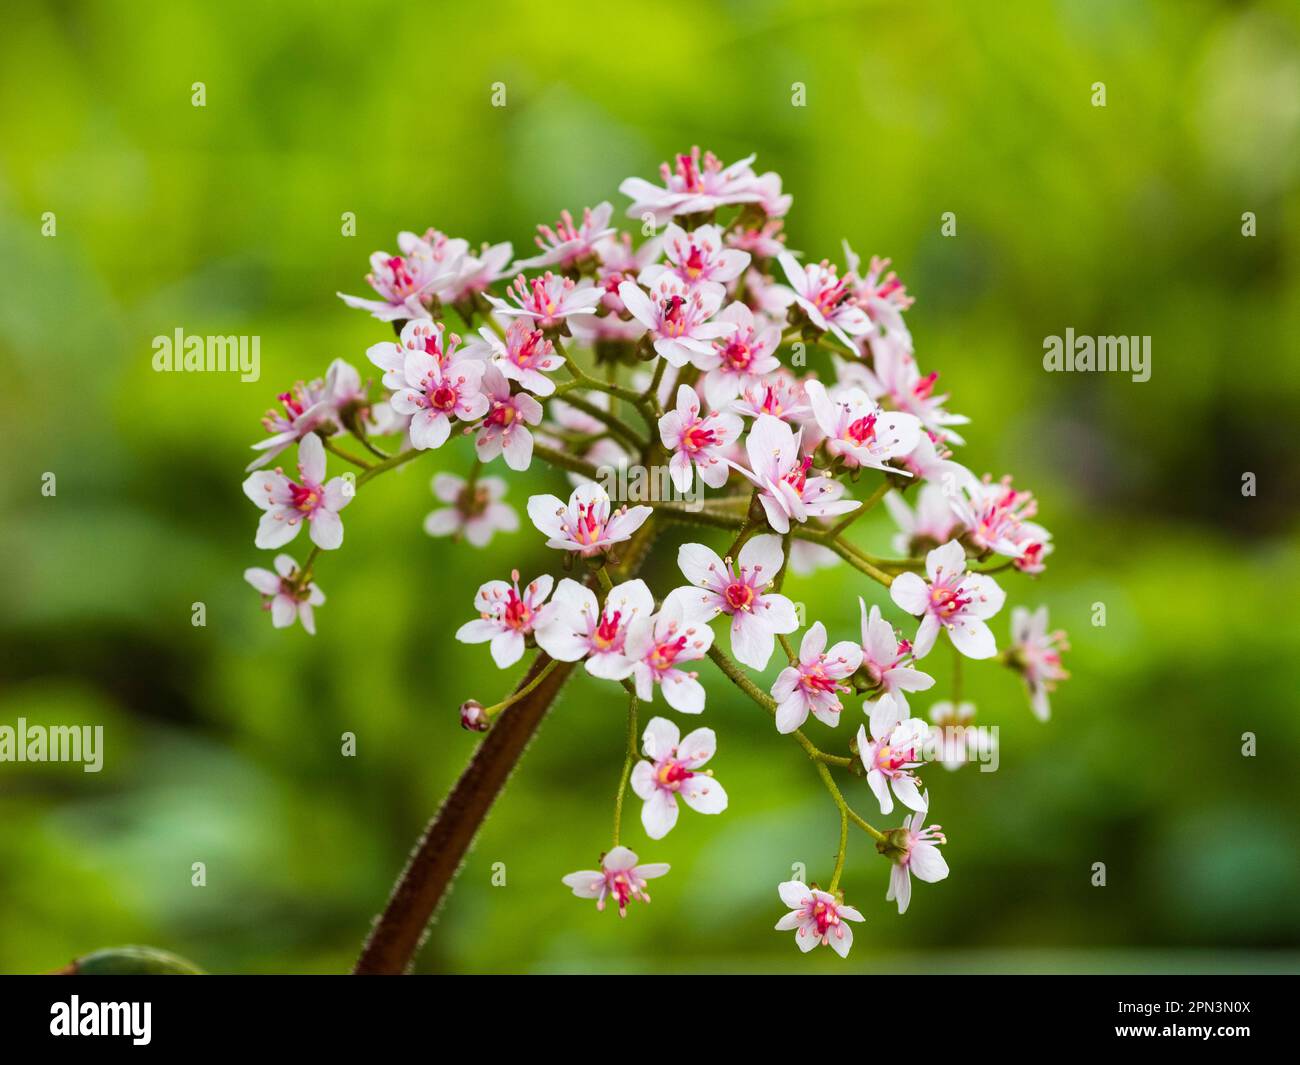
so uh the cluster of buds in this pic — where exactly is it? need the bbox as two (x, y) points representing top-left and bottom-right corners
(241, 147), (1069, 957)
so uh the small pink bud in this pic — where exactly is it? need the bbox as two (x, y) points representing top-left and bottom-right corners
(459, 700), (489, 732)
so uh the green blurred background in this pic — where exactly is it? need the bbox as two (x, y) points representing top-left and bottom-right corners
(2, 0), (1298, 974)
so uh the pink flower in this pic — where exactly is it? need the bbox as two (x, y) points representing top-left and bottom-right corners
(562, 846), (670, 917)
(727, 218), (788, 260)
(624, 595), (714, 714)
(618, 276), (732, 367)
(248, 359), (365, 471)
(475, 365), (543, 471)
(856, 715), (929, 816)
(527, 481), (652, 557)
(777, 252), (872, 352)
(619, 146), (763, 224)
(928, 700), (995, 770)
(657, 384), (743, 492)
(424, 473), (518, 547)
(455, 570), (555, 668)
(1008, 606), (1070, 721)
(774, 882), (865, 957)
(388, 344), (489, 451)
(889, 540), (1006, 660)
(440, 240), (515, 304)
(805, 380), (921, 473)
(640, 223), (750, 289)
(465, 319), (565, 396)
(535, 577), (654, 680)
(735, 415), (859, 535)
(367, 318), (463, 387)
(952, 475), (1052, 573)
(514, 202), (615, 270)
(731, 371), (811, 425)
(883, 797), (948, 914)
(843, 243), (914, 351)
(244, 554), (324, 634)
(858, 599), (934, 735)
(845, 342), (969, 445)
(337, 230), (464, 321)
(692, 303), (782, 409)
(771, 622), (863, 733)
(630, 717), (728, 839)
(486, 272), (603, 331)
(672, 535), (798, 670)
(242, 433), (353, 550)
(883, 483), (966, 557)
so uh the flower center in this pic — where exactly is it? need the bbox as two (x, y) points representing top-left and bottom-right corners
(846, 411), (878, 446)
(656, 760), (694, 788)
(593, 609), (622, 650)
(650, 634), (689, 671)
(930, 584), (970, 618)
(429, 383), (458, 411)
(289, 482), (319, 513)
(683, 423), (716, 452)
(724, 581), (755, 612)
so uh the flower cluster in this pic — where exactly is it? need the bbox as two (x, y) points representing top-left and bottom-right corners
(241, 148), (1070, 957)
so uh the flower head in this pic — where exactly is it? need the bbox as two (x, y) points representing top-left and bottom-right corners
(455, 570), (555, 668)
(889, 540), (1006, 660)
(242, 433), (353, 550)
(474, 365), (543, 471)
(625, 594), (714, 714)
(805, 380), (922, 473)
(388, 343), (489, 451)
(619, 276), (732, 367)
(424, 473), (518, 547)
(857, 715), (929, 816)
(857, 598), (934, 734)
(693, 302), (782, 409)
(337, 230), (466, 320)
(672, 535), (798, 670)
(562, 846), (669, 916)
(774, 881), (864, 957)
(778, 252), (872, 352)
(1008, 606), (1070, 721)
(527, 481), (652, 557)
(630, 717), (728, 839)
(244, 554), (324, 634)
(515, 202), (616, 270)
(466, 319), (565, 396)
(487, 272), (602, 331)
(535, 577), (654, 680)
(640, 222), (750, 289)
(879, 796), (948, 915)
(771, 622), (864, 733)
(619, 146), (763, 224)
(248, 359), (365, 471)
(657, 384), (743, 492)
(736, 415), (858, 535)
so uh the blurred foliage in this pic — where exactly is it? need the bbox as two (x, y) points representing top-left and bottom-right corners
(1, 0), (1298, 973)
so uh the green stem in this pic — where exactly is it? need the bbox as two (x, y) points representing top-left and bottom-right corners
(553, 392), (647, 450)
(531, 442), (603, 481)
(356, 446), (426, 487)
(612, 686), (639, 846)
(323, 437), (373, 470)
(482, 658), (562, 720)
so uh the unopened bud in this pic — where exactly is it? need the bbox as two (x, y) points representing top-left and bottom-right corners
(460, 700), (489, 732)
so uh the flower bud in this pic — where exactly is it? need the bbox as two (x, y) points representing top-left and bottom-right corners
(459, 700), (489, 732)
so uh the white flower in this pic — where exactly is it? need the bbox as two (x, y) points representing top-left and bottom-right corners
(734, 415), (858, 535)
(455, 570), (555, 668)
(889, 540), (1006, 659)
(657, 384), (743, 492)
(804, 380), (921, 473)
(562, 846), (669, 916)
(884, 795), (948, 915)
(774, 881), (865, 957)
(527, 481), (652, 557)
(770, 622), (863, 733)
(624, 595), (714, 714)
(630, 717), (728, 839)
(423, 473), (518, 547)
(242, 433), (353, 551)
(534, 577), (654, 681)
(244, 554), (324, 634)
(672, 535), (798, 670)
(856, 715), (929, 816)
